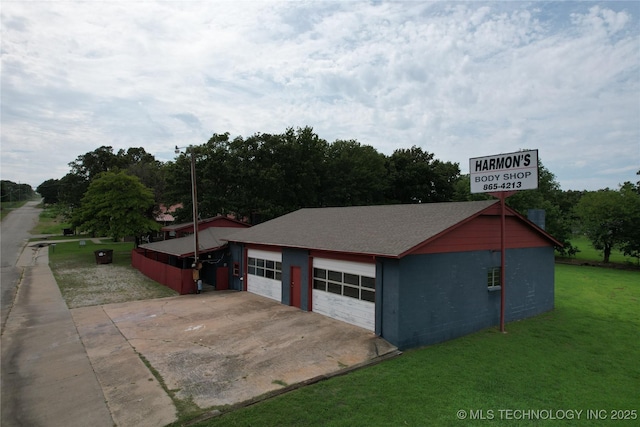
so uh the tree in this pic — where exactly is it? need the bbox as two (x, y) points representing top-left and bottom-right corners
(36, 179), (61, 204)
(118, 147), (167, 204)
(1, 180), (34, 203)
(58, 172), (90, 209)
(71, 171), (159, 244)
(386, 146), (460, 203)
(575, 187), (639, 263)
(68, 146), (122, 181)
(323, 140), (388, 206)
(451, 175), (492, 202)
(507, 161), (576, 255)
(618, 181), (640, 263)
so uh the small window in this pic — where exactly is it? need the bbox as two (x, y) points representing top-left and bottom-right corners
(344, 273), (359, 286)
(313, 279), (326, 291)
(327, 282), (342, 294)
(361, 289), (375, 302)
(328, 270), (342, 282)
(314, 268), (327, 279)
(233, 262), (240, 277)
(343, 285), (359, 299)
(361, 276), (375, 289)
(488, 267), (501, 290)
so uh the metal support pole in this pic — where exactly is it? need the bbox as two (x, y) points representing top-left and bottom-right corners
(190, 149), (200, 293)
(499, 192), (506, 333)
(489, 191), (515, 333)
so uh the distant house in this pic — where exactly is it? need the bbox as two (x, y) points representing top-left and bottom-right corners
(155, 204), (182, 225)
(132, 217), (251, 294)
(223, 200), (561, 350)
(161, 215), (249, 240)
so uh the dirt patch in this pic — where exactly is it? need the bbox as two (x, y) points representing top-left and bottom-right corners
(52, 264), (177, 308)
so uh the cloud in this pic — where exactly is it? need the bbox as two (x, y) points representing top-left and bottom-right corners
(1, 1), (638, 192)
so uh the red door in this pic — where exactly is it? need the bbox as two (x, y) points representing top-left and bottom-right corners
(290, 266), (301, 308)
(216, 267), (229, 290)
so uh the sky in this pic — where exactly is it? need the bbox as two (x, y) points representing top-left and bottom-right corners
(1, 1), (638, 192)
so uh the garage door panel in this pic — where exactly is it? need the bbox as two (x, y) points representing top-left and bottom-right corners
(312, 290), (374, 331)
(312, 257), (375, 331)
(247, 249), (282, 302)
(248, 275), (282, 302)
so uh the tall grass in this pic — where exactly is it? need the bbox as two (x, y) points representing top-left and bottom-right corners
(30, 204), (72, 235)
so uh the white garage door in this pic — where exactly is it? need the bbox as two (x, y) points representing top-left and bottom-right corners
(247, 249), (282, 302)
(312, 258), (375, 331)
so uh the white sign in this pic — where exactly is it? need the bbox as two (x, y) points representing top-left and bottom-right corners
(469, 150), (538, 194)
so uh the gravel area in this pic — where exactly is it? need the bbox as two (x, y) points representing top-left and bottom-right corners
(53, 264), (177, 309)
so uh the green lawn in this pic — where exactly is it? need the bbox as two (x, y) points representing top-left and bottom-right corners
(49, 238), (134, 267)
(189, 264), (639, 427)
(567, 235), (638, 266)
(30, 204), (72, 235)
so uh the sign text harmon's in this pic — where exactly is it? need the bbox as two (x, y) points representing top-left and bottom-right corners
(469, 150), (539, 194)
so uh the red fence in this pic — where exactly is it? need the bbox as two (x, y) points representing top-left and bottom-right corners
(132, 249), (195, 295)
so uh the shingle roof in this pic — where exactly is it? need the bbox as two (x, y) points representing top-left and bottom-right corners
(224, 200), (500, 257)
(139, 227), (237, 257)
(161, 216), (249, 232)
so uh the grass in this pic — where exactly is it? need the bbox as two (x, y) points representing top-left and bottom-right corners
(30, 204), (72, 235)
(188, 264), (639, 427)
(564, 235), (638, 266)
(49, 240), (177, 308)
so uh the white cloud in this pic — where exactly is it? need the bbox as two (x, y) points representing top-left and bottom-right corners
(1, 1), (638, 192)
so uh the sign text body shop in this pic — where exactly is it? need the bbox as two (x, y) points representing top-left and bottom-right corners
(469, 150), (539, 194)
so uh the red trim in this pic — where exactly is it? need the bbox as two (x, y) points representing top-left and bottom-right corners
(243, 247), (248, 291)
(307, 255), (314, 311)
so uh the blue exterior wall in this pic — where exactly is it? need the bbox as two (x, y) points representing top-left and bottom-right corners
(377, 258), (400, 342)
(229, 243), (244, 291)
(381, 246), (555, 350)
(281, 248), (311, 310)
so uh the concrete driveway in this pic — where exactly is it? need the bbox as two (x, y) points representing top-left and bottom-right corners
(72, 290), (397, 413)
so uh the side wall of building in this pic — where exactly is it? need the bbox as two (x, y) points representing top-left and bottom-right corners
(381, 246), (554, 350)
(229, 242), (245, 291)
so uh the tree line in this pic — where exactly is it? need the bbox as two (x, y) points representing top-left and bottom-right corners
(1, 180), (35, 204)
(36, 126), (639, 262)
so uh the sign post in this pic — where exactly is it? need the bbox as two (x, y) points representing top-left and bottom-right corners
(469, 150), (539, 333)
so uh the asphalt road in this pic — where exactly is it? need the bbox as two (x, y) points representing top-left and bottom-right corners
(1, 200), (42, 334)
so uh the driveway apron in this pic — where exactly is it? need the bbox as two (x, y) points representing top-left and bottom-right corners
(76, 291), (396, 409)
